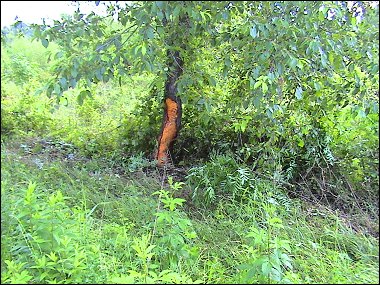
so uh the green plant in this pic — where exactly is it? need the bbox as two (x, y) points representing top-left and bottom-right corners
(113, 233), (200, 284)
(238, 201), (294, 284)
(1, 136), (379, 284)
(1, 182), (102, 284)
(127, 152), (155, 173)
(186, 152), (296, 220)
(1, 89), (53, 136)
(1, 260), (33, 284)
(3, 54), (34, 85)
(107, 177), (202, 284)
(151, 177), (199, 271)
(186, 153), (243, 206)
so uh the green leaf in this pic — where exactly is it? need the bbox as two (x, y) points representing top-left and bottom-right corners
(270, 268), (283, 282)
(295, 86), (303, 100)
(328, 52), (335, 65)
(59, 78), (67, 90)
(261, 261), (272, 276)
(266, 108), (273, 119)
(34, 26), (41, 38)
(70, 79), (77, 88)
(146, 27), (154, 39)
(314, 81), (322, 91)
(350, 16), (357, 26)
(197, 98), (205, 105)
(77, 90), (91, 105)
(281, 19), (289, 29)
(41, 38), (49, 48)
(241, 120), (248, 132)
(249, 77), (255, 88)
(289, 57), (298, 70)
(281, 253), (293, 269)
(71, 69), (78, 78)
(141, 44), (147, 56)
(173, 5), (181, 19)
(318, 11), (325, 21)
(253, 81), (262, 89)
(321, 53), (328, 67)
(54, 51), (63, 59)
(208, 76), (216, 86)
(95, 70), (103, 81)
(205, 100), (212, 112)
(253, 94), (262, 108)
(297, 60), (304, 70)
(114, 55), (120, 65)
(224, 57), (231, 68)
(250, 26), (257, 38)
(157, 10), (164, 21)
(261, 82), (268, 94)
(358, 109), (366, 118)
(269, 217), (283, 226)
(268, 72), (275, 82)
(54, 83), (61, 95)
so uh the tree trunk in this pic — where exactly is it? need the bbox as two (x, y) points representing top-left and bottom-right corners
(154, 49), (183, 166)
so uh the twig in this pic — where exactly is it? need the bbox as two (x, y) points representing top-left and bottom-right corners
(120, 25), (139, 48)
(95, 23), (138, 52)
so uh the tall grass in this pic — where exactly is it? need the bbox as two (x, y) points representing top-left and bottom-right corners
(2, 141), (378, 283)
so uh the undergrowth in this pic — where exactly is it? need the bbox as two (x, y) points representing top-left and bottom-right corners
(1, 140), (379, 284)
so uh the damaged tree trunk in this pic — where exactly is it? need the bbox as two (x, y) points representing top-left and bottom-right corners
(154, 49), (184, 167)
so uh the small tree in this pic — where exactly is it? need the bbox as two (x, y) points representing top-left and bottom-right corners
(31, 1), (378, 166)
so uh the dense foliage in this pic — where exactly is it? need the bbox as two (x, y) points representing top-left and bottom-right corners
(1, 1), (379, 284)
(29, 2), (378, 165)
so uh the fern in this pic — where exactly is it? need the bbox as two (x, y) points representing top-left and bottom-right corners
(272, 192), (292, 212)
(237, 167), (251, 185)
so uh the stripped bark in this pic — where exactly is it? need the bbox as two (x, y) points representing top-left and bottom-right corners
(155, 49), (183, 166)
(154, 13), (189, 167)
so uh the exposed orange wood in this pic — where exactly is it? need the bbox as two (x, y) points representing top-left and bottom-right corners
(155, 97), (180, 166)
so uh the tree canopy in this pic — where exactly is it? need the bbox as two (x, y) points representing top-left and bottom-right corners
(29, 1), (378, 169)
(31, 1), (378, 102)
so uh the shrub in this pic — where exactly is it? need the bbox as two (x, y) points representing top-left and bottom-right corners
(1, 182), (103, 284)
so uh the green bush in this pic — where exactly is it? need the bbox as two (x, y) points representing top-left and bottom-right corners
(1, 182), (103, 284)
(186, 153), (291, 209)
(2, 54), (35, 85)
(1, 178), (202, 284)
(1, 82), (53, 136)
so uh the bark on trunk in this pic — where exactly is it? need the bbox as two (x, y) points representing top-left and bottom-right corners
(155, 50), (183, 166)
